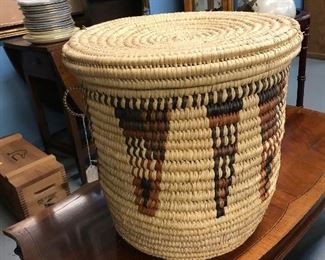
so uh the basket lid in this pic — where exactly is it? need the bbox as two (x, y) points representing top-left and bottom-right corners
(62, 12), (302, 92)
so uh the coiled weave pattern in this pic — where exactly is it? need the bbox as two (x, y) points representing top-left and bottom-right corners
(63, 12), (302, 259)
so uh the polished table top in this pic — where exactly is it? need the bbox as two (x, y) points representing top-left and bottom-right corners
(4, 106), (325, 260)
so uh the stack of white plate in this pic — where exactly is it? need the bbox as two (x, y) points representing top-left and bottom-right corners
(18, 0), (79, 44)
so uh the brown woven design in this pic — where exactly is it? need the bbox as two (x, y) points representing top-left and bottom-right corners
(63, 12), (302, 259)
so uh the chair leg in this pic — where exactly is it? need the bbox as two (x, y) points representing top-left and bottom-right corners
(296, 15), (311, 107)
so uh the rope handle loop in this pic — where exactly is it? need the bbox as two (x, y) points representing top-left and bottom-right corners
(63, 86), (87, 118)
(63, 85), (97, 167)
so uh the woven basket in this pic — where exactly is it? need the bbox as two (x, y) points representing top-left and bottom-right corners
(63, 12), (302, 259)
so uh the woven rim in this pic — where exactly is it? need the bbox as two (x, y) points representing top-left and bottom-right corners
(63, 12), (302, 91)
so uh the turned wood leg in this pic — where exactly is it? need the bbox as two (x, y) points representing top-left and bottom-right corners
(296, 15), (311, 107)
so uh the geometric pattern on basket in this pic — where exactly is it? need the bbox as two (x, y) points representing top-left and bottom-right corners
(258, 79), (286, 201)
(87, 72), (288, 220)
(83, 69), (290, 258)
(114, 103), (168, 216)
(207, 99), (243, 218)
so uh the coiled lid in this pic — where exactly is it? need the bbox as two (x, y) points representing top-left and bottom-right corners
(63, 12), (302, 92)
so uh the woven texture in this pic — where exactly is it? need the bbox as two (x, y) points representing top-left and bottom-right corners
(63, 12), (302, 259)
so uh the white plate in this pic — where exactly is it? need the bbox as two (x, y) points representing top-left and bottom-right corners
(24, 18), (73, 28)
(21, 9), (70, 16)
(23, 27), (79, 44)
(28, 25), (75, 35)
(24, 14), (72, 23)
(20, 4), (70, 12)
(18, 0), (66, 7)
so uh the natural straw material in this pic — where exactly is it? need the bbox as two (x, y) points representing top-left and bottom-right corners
(63, 12), (302, 259)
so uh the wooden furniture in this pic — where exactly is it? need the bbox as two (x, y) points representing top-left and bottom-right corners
(183, 0), (194, 11)
(184, 0), (234, 11)
(221, 0), (234, 11)
(4, 105), (325, 259)
(0, 134), (69, 220)
(3, 38), (92, 184)
(84, 0), (143, 25)
(0, 0), (26, 39)
(304, 0), (325, 59)
(295, 10), (311, 107)
(2, 0), (144, 184)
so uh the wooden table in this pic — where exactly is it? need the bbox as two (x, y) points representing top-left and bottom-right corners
(3, 106), (324, 259)
(3, 38), (94, 184)
(2, 0), (144, 184)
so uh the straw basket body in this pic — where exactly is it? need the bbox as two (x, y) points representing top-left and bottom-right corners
(63, 12), (302, 259)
